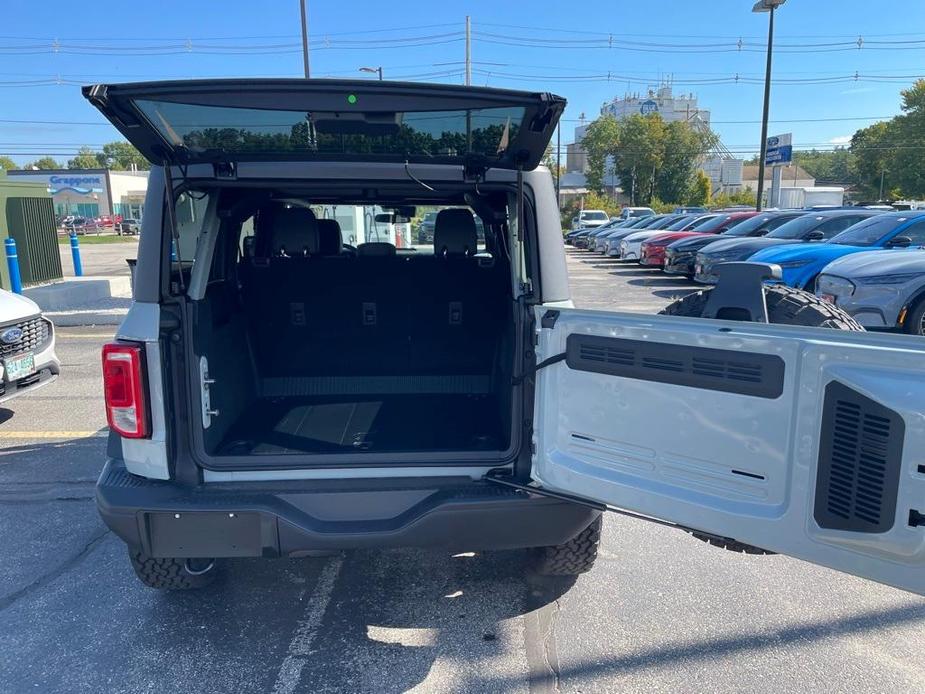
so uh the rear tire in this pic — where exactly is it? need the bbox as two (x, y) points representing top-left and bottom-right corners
(660, 283), (865, 331)
(128, 550), (220, 590)
(532, 516), (602, 576)
(660, 284), (863, 554)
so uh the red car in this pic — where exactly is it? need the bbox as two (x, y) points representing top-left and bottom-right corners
(639, 211), (759, 267)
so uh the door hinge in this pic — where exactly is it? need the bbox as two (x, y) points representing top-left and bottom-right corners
(199, 356), (219, 428)
(484, 470), (767, 550)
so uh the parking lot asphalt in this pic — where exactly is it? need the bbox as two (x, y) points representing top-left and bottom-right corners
(58, 237), (138, 278)
(1, 250), (924, 693)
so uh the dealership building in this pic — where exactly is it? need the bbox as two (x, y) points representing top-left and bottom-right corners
(4, 168), (149, 220)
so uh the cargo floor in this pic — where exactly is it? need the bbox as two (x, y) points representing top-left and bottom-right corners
(217, 394), (505, 455)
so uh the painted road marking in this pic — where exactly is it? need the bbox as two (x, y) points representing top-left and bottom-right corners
(0, 431), (107, 439)
(271, 556), (343, 694)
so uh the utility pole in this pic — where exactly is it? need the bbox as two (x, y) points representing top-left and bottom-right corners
(299, 0), (311, 78)
(465, 16), (472, 86)
(879, 169), (886, 201)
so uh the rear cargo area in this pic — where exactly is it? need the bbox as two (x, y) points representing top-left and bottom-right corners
(189, 202), (517, 462)
(218, 393), (505, 454)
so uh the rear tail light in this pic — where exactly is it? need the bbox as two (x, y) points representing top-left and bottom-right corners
(102, 342), (150, 439)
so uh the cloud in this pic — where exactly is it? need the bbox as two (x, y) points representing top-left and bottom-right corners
(840, 86), (877, 95)
(829, 135), (852, 146)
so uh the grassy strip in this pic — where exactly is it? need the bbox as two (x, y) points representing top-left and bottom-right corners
(57, 234), (139, 245)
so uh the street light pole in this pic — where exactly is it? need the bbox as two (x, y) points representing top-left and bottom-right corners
(753, 0), (786, 212)
(299, 0), (310, 78)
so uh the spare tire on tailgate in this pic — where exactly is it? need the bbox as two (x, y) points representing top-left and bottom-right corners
(660, 283), (864, 331)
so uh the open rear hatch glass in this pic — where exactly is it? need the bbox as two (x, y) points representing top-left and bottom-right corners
(82, 79), (564, 170)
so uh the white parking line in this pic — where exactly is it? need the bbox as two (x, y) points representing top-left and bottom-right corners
(271, 556), (343, 694)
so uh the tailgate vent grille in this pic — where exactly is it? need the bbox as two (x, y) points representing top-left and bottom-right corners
(576, 342), (634, 366)
(566, 334), (784, 398)
(814, 381), (904, 533)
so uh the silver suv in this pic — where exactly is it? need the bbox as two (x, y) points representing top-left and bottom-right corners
(87, 79), (925, 595)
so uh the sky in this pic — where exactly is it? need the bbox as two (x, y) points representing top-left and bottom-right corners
(2, 0), (924, 166)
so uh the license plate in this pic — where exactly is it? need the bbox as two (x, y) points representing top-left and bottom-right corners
(4, 353), (35, 381)
(821, 293), (836, 304)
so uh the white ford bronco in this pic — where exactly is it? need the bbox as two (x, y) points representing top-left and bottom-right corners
(87, 79), (925, 594)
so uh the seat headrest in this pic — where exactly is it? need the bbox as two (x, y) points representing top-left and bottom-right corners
(434, 208), (478, 257)
(316, 219), (343, 255)
(271, 207), (318, 257)
(356, 242), (396, 257)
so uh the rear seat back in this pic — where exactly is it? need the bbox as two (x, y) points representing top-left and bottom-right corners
(242, 206), (509, 380)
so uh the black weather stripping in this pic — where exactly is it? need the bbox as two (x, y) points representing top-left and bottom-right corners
(565, 334), (785, 399)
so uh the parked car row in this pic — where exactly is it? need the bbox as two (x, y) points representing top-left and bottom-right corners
(58, 214), (143, 235)
(567, 207), (925, 335)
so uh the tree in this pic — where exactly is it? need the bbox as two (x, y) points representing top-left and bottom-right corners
(656, 120), (717, 204)
(687, 170), (712, 206)
(581, 116), (620, 194)
(24, 157), (62, 170)
(0, 156), (17, 171)
(712, 187), (757, 208)
(65, 142), (149, 171)
(883, 79), (925, 198)
(101, 141), (148, 170)
(68, 147), (101, 169)
(612, 114), (666, 204)
(850, 121), (894, 199)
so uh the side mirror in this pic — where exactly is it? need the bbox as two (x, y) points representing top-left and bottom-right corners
(806, 230), (825, 241)
(887, 235), (913, 248)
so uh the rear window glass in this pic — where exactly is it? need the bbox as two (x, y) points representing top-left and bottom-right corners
(581, 211), (609, 221)
(133, 100), (524, 159)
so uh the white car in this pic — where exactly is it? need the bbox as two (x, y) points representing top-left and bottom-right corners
(571, 209), (610, 231)
(619, 230), (674, 260)
(0, 288), (60, 403)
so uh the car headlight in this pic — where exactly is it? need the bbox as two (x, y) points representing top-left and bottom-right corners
(777, 258), (813, 269)
(856, 272), (924, 285)
(817, 274), (855, 296)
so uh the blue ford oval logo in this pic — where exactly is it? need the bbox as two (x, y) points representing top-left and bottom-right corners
(0, 328), (23, 344)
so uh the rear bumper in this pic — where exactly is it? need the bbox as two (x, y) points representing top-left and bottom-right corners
(0, 364), (59, 404)
(96, 460), (600, 558)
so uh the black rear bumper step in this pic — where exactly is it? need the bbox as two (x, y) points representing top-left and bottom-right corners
(96, 460), (599, 558)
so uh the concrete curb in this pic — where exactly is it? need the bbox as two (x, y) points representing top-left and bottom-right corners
(24, 276), (131, 311)
(45, 309), (127, 327)
(24, 276), (132, 327)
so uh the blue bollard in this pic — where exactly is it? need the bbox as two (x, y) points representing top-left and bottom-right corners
(69, 233), (83, 277)
(4, 238), (22, 294)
